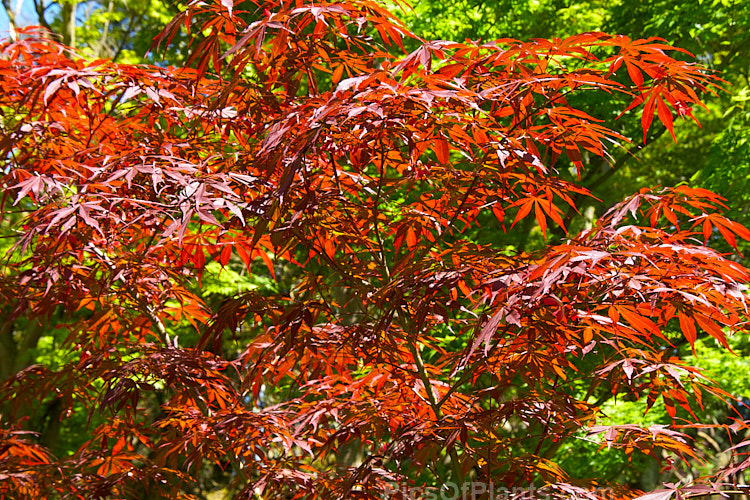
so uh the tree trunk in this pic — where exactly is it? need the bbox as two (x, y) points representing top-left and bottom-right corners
(1, 0), (17, 40)
(60, 0), (77, 48)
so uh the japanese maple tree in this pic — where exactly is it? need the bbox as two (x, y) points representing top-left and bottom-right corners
(2, 0), (750, 498)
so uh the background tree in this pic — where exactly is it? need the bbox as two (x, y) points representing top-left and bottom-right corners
(2, 1), (750, 499)
(0, 0), (183, 61)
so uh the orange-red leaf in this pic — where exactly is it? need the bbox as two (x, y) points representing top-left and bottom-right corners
(435, 138), (450, 164)
(678, 313), (697, 349)
(656, 97), (675, 141)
